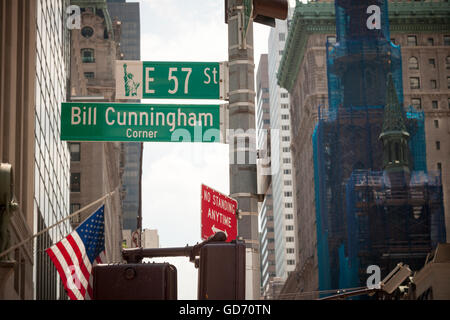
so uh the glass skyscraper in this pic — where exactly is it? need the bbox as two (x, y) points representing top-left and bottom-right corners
(34, 0), (71, 299)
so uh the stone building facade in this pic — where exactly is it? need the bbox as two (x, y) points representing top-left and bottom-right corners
(277, 0), (450, 298)
(69, 1), (124, 264)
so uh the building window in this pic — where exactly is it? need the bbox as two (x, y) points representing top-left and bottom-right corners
(69, 143), (80, 161)
(280, 93), (289, 98)
(84, 72), (95, 79)
(70, 173), (81, 192)
(70, 203), (81, 214)
(436, 141), (440, 150)
(284, 180), (292, 186)
(281, 114), (289, 120)
(282, 147), (290, 152)
(430, 80), (437, 89)
(444, 35), (450, 46)
(281, 104), (289, 109)
(408, 57), (419, 69)
(407, 35), (417, 46)
(286, 237), (294, 242)
(262, 98), (270, 104)
(446, 56), (450, 69)
(432, 101), (438, 109)
(448, 98), (450, 109)
(434, 120), (439, 128)
(283, 158), (291, 164)
(285, 214), (293, 219)
(327, 36), (336, 45)
(81, 48), (95, 63)
(69, 203), (81, 225)
(279, 50), (284, 56)
(81, 26), (94, 38)
(283, 169), (291, 174)
(282, 136), (290, 142)
(286, 225), (294, 231)
(437, 162), (442, 171)
(410, 77), (420, 89)
(411, 98), (421, 109)
(282, 126), (290, 131)
(427, 37), (434, 46)
(285, 202), (293, 208)
(284, 191), (292, 197)
(447, 77), (450, 89)
(279, 32), (285, 41)
(287, 248), (295, 254)
(429, 58), (436, 68)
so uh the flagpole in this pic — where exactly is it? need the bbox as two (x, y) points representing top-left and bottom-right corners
(0, 189), (116, 260)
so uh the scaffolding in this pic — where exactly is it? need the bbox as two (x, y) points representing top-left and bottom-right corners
(311, 0), (446, 296)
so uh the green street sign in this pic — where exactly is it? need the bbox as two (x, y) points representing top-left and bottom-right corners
(61, 102), (223, 143)
(116, 61), (228, 100)
(243, 0), (253, 40)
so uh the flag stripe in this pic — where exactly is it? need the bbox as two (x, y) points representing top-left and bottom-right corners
(66, 234), (92, 285)
(49, 244), (83, 300)
(71, 232), (93, 273)
(63, 235), (90, 294)
(46, 247), (79, 301)
(55, 242), (85, 299)
(45, 205), (105, 300)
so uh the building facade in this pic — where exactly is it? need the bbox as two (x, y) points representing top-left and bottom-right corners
(277, 0), (450, 298)
(107, 0), (143, 246)
(141, 228), (159, 249)
(256, 54), (276, 298)
(69, 0), (124, 264)
(0, 0), (71, 300)
(267, 10), (297, 283)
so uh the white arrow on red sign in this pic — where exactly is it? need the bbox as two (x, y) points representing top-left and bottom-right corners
(201, 184), (238, 242)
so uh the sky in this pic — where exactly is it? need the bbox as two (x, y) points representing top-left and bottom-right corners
(135, 0), (279, 299)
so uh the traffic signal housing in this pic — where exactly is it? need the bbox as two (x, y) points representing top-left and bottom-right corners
(198, 240), (246, 300)
(253, 0), (289, 27)
(93, 263), (177, 300)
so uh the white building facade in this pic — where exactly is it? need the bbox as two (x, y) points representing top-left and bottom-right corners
(267, 12), (297, 281)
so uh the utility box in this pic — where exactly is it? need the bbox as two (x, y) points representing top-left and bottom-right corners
(197, 241), (245, 300)
(93, 263), (177, 300)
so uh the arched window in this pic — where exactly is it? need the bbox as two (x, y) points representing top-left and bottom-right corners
(81, 48), (94, 63)
(408, 56), (419, 70)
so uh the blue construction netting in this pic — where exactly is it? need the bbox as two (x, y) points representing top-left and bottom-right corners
(406, 106), (427, 172)
(341, 169), (446, 292)
(312, 0), (447, 295)
(312, 122), (332, 294)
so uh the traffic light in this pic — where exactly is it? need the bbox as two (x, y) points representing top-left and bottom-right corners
(93, 262), (177, 300)
(253, 0), (289, 27)
(198, 240), (246, 300)
(0, 163), (19, 256)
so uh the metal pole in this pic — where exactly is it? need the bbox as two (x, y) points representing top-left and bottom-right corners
(226, 0), (260, 299)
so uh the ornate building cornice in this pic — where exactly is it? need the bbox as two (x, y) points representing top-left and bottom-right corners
(278, 0), (450, 92)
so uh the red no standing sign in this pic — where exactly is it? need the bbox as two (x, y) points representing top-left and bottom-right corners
(201, 184), (238, 242)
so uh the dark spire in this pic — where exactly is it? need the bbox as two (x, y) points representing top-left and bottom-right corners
(379, 73), (411, 175)
(381, 73), (407, 134)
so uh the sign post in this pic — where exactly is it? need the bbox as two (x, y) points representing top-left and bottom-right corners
(200, 184), (238, 242)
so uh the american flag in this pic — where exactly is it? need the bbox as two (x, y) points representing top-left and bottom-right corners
(46, 205), (106, 300)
